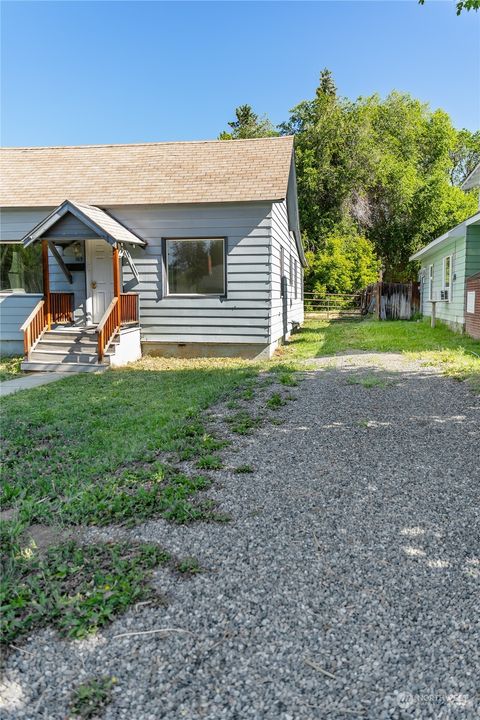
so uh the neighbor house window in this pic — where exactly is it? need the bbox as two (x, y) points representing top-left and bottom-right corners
(166, 238), (225, 295)
(0, 243), (43, 293)
(289, 253), (293, 285)
(428, 264), (434, 301)
(442, 255), (452, 302)
(294, 259), (298, 299)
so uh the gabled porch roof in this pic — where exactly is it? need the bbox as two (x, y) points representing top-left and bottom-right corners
(22, 199), (147, 248)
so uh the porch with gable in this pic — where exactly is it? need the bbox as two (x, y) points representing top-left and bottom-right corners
(20, 200), (146, 369)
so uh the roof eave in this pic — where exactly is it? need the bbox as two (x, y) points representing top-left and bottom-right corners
(409, 211), (480, 262)
(22, 199), (147, 248)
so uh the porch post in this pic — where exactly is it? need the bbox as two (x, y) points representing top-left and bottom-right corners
(113, 245), (121, 326)
(42, 239), (51, 329)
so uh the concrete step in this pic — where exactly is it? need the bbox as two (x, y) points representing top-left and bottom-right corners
(21, 361), (106, 373)
(29, 349), (107, 365)
(43, 330), (98, 342)
(39, 339), (99, 351)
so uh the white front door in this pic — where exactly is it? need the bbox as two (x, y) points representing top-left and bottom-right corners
(85, 238), (115, 324)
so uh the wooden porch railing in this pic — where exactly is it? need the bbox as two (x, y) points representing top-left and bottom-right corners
(97, 298), (120, 362)
(21, 300), (46, 358)
(120, 293), (139, 324)
(50, 292), (75, 323)
(96, 294), (139, 361)
(20, 292), (75, 358)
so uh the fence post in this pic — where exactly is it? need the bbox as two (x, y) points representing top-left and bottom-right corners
(431, 301), (436, 329)
(375, 282), (381, 320)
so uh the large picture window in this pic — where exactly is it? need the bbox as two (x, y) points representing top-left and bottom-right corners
(166, 238), (225, 296)
(0, 243), (43, 293)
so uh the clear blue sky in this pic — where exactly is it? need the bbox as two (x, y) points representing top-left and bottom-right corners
(1, 0), (479, 147)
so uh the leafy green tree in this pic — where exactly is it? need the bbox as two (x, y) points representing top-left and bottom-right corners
(281, 74), (477, 279)
(419, 0), (479, 15)
(219, 105), (277, 140)
(305, 231), (380, 295)
(450, 129), (480, 185)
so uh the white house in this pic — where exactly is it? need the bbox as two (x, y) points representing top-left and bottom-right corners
(0, 137), (305, 369)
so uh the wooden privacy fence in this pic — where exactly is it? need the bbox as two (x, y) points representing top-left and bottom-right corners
(304, 292), (362, 318)
(361, 282), (420, 320)
(304, 283), (420, 321)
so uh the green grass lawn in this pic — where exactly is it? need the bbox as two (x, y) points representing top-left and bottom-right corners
(1, 357), (257, 645)
(279, 316), (480, 390)
(0, 355), (23, 382)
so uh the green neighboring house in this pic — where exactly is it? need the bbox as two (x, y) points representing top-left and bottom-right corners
(410, 164), (480, 333)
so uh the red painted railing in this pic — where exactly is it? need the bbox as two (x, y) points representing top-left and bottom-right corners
(21, 300), (46, 358)
(21, 292), (74, 358)
(120, 293), (139, 324)
(50, 292), (75, 323)
(96, 297), (120, 362)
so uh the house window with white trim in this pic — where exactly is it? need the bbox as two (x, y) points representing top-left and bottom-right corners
(428, 264), (434, 301)
(442, 255), (452, 302)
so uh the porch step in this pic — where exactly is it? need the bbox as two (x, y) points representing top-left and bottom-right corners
(22, 323), (139, 373)
(29, 349), (110, 365)
(42, 329), (98, 342)
(40, 337), (119, 351)
(40, 339), (99, 351)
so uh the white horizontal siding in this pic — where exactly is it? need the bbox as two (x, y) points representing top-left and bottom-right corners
(0, 293), (42, 345)
(0, 202), (275, 350)
(0, 208), (53, 241)
(117, 202), (272, 345)
(269, 200), (304, 343)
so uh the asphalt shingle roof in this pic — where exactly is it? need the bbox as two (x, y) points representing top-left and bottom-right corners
(0, 137), (294, 207)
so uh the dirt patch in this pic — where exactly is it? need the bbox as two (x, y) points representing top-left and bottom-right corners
(24, 524), (73, 552)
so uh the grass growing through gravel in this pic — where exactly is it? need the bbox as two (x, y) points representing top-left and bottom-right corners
(1, 358), (258, 645)
(196, 454), (224, 470)
(226, 410), (262, 435)
(69, 676), (116, 719)
(266, 392), (287, 409)
(0, 355), (23, 382)
(346, 374), (392, 389)
(0, 534), (171, 645)
(280, 317), (480, 390)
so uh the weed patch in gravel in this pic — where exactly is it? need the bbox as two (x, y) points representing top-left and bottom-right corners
(233, 464), (254, 474)
(346, 373), (394, 389)
(0, 536), (171, 646)
(69, 676), (116, 719)
(225, 411), (262, 435)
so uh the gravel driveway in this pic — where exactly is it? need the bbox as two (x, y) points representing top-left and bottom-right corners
(2, 354), (479, 720)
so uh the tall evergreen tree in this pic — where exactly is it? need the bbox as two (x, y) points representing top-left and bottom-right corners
(219, 105), (277, 140)
(316, 68), (337, 98)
